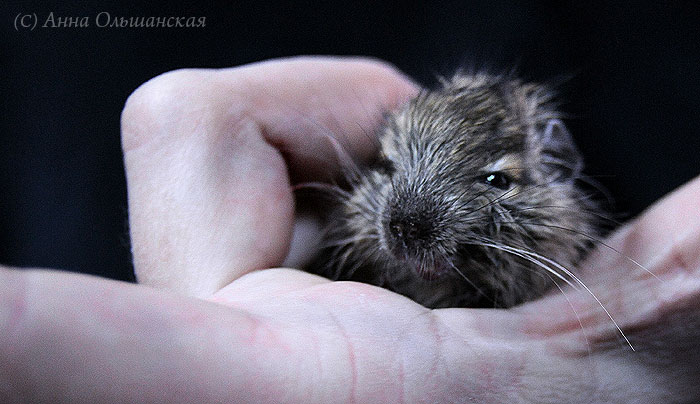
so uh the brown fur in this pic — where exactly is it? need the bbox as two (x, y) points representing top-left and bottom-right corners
(308, 73), (599, 308)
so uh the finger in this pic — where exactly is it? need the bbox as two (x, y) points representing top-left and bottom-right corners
(592, 173), (700, 276)
(121, 57), (418, 296)
(224, 56), (420, 182)
(527, 174), (700, 334)
(0, 266), (515, 404)
(586, 174), (700, 370)
(539, 174), (700, 328)
(580, 173), (700, 318)
(122, 56), (419, 181)
(0, 266), (349, 404)
(505, 175), (700, 402)
(7, 264), (682, 404)
(0, 267), (254, 403)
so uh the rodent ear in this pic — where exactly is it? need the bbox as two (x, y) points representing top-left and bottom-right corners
(539, 119), (584, 180)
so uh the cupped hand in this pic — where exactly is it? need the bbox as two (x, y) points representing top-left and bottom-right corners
(1, 57), (698, 404)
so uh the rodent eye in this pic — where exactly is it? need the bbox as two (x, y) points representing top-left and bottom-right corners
(483, 172), (511, 190)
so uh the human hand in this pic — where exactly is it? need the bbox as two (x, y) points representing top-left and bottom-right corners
(2, 57), (698, 403)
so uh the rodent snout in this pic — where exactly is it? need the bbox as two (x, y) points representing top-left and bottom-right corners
(384, 203), (437, 259)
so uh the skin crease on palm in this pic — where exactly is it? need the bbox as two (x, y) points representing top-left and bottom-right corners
(1, 57), (699, 404)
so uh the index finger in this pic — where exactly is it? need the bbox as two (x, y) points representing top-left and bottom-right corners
(123, 56), (419, 182)
(231, 57), (420, 182)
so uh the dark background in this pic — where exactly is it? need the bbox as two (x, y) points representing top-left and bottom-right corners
(2, 2), (699, 281)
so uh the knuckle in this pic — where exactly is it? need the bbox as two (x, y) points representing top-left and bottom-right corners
(356, 57), (408, 80)
(120, 68), (213, 151)
(348, 57), (418, 92)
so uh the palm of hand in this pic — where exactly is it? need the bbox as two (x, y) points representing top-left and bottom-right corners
(2, 57), (696, 404)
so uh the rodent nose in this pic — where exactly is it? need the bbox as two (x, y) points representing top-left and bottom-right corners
(389, 219), (417, 241)
(387, 213), (433, 253)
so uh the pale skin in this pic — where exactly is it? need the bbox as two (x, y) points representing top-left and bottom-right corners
(1, 57), (699, 403)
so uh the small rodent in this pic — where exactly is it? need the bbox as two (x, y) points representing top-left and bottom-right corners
(307, 72), (599, 309)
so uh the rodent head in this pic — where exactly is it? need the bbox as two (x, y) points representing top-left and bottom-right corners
(324, 73), (597, 308)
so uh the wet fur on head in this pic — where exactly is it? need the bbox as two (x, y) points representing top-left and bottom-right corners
(308, 72), (600, 309)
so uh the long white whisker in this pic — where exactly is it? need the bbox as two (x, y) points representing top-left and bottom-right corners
(470, 238), (634, 350)
(545, 272), (594, 356)
(468, 239), (579, 290)
(509, 221), (660, 281)
(461, 214), (659, 281)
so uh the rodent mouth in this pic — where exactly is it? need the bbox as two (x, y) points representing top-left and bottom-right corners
(402, 256), (451, 281)
(382, 226), (454, 281)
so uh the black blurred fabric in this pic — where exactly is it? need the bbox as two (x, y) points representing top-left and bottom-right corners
(2, 2), (699, 281)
